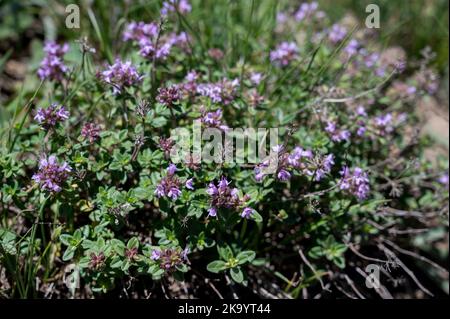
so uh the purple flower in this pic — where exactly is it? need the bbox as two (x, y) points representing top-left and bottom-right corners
(208, 207), (217, 217)
(363, 52), (380, 68)
(155, 172), (182, 201)
(356, 106), (367, 117)
(340, 166), (370, 200)
(151, 249), (161, 260)
(250, 72), (263, 85)
(81, 122), (101, 143)
(167, 163), (178, 175)
(325, 121), (351, 142)
(200, 108), (229, 130)
(407, 86), (417, 94)
(329, 24), (347, 43)
(276, 12), (288, 24)
(32, 155), (71, 193)
(168, 32), (191, 51)
(196, 78), (239, 105)
(288, 146), (312, 167)
(270, 42), (299, 67)
(277, 169), (291, 181)
(373, 113), (394, 135)
(123, 21), (158, 42)
(37, 41), (69, 81)
(340, 130), (351, 141)
(295, 2), (319, 21)
(438, 173), (449, 187)
(185, 71), (199, 82)
(325, 121), (336, 133)
(161, 0), (192, 16)
(207, 182), (218, 196)
(34, 104), (69, 130)
(167, 187), (182, 200)
(139, 41), (173, 60)
(181, 247), (190, 261)
(241, 207), (255, 219)
(356, 126), (367, 137)
(157, 85), (181, 107)
(218, 177), (231, 191)
(100, 59), (142, 94)
(207, 177), (249, 217)
(309, 154), (335, 181)
(185, 178), (194, 190)
(253, 159), (271, 182)
(344, 39), (359, 57)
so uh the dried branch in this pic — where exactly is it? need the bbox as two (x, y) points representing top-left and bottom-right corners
(298, 248), (330, 292)
(343, 274), (366, 299)
(381, 238), (448, 276)
(377, 243), (434, 297)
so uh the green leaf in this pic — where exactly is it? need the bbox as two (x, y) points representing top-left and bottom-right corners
(151, 117), (168, 128)
(62, 247), (76, 261)
(110, 256), (123, 269)
(176, 263), (189, 273)
(333, 256), (346, 269)
(217, 245), (233, 260)
(236, 251), (256, 265)
(230, 267), (244, 283)
(207, 260), (227, 273)
(110, 239), (125, 255)
(127, 237), (139, 250)
(60, 234), (73, 246)
(308, 246), (323, 259)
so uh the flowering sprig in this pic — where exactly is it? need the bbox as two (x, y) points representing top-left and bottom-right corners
(100, 59), (142, 94)
(123, 20), (190, 61)
(328, 24), (347, 44)
(157, 85), (182, 107)
(199, 108), (229, 131)
(255, 146), (335, 183)
(294, 1), (323, 22)
(37, 41), (69, 81)
(325, 121), (351, 143)
(32, 155), (71, 193)
(155, 164), (194, 200)
(196, 78), (240, 105)
(206, 177), (251, 218)
(161, 0), (192, 17)
(270, 42), (299, 67)
(150, 246), (190, 271)
(339, 166), (370, 200)
(34, 104), (69, 130)
(81, 123), (101, 143)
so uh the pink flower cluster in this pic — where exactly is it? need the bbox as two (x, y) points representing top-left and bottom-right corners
(34, 103), (69, 130)
(100, 59), (142, 94)
(339, 167), (370, 200)
(206, 177), (251, 218)
(32, 155), (71, 193)
(196, 78), (240, 105)
(123, 21), (191, 61)
(255, 146), (335, 182)
(270, 42), (299, 67)
(37, 41), (69, 81)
